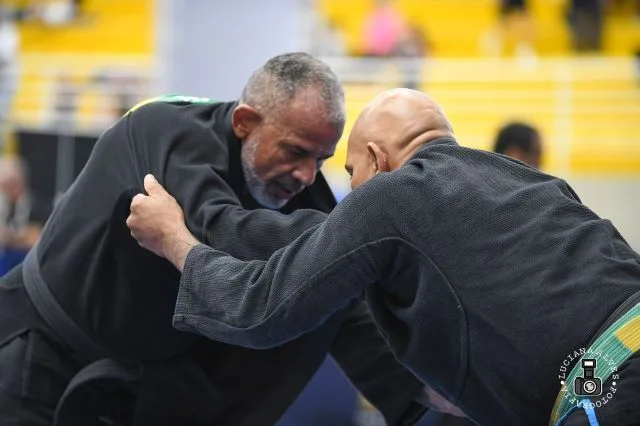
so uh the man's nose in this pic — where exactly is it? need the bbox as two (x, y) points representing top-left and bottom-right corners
(291, 158), (318, 187)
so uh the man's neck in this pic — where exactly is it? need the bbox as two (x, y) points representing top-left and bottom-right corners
(392, 131), (454, 169)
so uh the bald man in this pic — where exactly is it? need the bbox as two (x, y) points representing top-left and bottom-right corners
(127, 89), (640, 426)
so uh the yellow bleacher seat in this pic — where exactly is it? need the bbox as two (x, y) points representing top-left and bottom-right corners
(326, 57), (640, 177)
(19, 0), (154, 54)
(317, 0), (640, 58)
(11, 0), (155, 132)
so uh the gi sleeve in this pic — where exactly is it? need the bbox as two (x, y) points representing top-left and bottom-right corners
(172, 176), (417, 349)
(330, 301), (428, 426)
(127, 102), (328, 260)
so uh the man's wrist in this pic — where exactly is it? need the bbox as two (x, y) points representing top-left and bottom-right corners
(164, 229), (200, 272)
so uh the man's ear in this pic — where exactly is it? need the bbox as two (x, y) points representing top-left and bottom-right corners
(232, 104), (262, 140)
(367, 142), (390, 174)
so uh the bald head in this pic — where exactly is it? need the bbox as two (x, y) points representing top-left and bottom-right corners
(345, 89), (453, 189)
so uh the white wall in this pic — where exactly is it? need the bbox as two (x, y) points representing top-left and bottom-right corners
(157, 0), (304, 101)
(566, 177), (640, 251)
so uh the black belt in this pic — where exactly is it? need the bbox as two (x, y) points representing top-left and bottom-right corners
(23, 247), (139, 426)
(23, 247), (111, 361)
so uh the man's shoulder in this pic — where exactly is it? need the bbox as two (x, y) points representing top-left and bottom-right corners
(355, 167), (416, 199)
(126, 96), (229, 125)
(128, 95), (225, 113)
(125, 101), (196, 137)
(334, 167), (426, 230)
(125, 97), (234, 151)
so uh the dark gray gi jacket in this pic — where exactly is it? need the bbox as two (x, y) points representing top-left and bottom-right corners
(172, 137), (640, 425)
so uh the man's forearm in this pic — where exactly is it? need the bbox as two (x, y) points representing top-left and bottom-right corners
(164, 230), (201, 272)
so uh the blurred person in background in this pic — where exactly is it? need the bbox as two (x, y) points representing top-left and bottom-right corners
(567, 0), (606, 52)
(0, 53), (429, 426)
(0, 156), (49, 276)
(503, 0), (536, 57)
(363, 0), (405, 58)
(493, 121), (543, 169)
(362, 0), (426, 90)
(481, 0), (536, 61)
(393, 24), (428, 90)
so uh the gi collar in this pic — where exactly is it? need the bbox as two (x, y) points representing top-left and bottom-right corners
(423, 136), (459, 148)
(409, 136), (459, 160)
(222, 101), (245, 196)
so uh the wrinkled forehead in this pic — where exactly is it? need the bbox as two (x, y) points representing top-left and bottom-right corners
(275, 103), (343, 149)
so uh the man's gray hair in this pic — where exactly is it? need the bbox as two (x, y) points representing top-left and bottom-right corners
(239, 52), (345, 126)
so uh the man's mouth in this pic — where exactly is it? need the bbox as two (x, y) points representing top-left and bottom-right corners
(272, 182), (297, 198)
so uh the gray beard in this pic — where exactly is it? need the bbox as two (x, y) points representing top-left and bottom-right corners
(241, 140), (288, 210)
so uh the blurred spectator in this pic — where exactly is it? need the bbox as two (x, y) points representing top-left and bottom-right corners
(502, 0), (536, 59)
(566, 0), (606, 52)
(363, 0), (405, 57)
(0, 156), (50, 276)
(502, 0), (527, 12)
(394, 24), (428, 90)
(362, 1), (426, 90)
(493, 121), (543, 169)
(481, 0), (536, 60)
(0, 6), (19, 142)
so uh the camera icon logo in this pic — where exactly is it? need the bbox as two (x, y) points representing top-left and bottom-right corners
(574, 359), (602, 396)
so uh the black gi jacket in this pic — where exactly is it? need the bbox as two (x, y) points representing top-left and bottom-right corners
(172, 138), (640, 425)
(28, 99), (426, 425)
